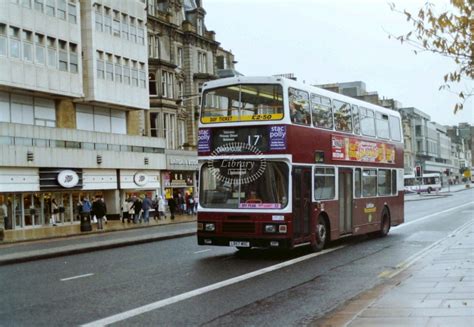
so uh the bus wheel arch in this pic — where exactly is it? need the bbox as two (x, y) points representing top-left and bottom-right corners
(378, 206), (391, 237)
(311, 213), (330, 252)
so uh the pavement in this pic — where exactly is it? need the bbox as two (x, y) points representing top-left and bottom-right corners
(0, 183), (472, 326)
(311, 214), (474, 327)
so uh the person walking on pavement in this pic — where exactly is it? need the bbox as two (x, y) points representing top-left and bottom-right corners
(81, 197), (92, 223)
(167, 196), (176, 220)
(158, 195), (166, 219)
(131, 196), (142, 223)
(92, 195), (106, 230)
(142, 194), (153, 223)
(101, 196), (108, 224)
(50, 199), (59, 226)
(122, 197), (130, 223)
(152, 195), (160, 221)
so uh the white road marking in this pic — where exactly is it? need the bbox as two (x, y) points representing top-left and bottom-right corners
(60, 273), (94, 282)
(193, 249), (211, 254)
(81, 245), (346, 326)
(392, 201), (474, 230)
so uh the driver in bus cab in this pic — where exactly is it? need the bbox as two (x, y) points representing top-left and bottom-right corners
(245, 191), (262, 204)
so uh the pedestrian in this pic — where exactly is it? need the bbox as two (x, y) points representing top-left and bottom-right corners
(81, 196), (92, 223)
(158, 195), (166, 219)
(75, 198), (83, 221)
(92, 195), (106, 230)
(101, 196), (108, 224)
(187, 193), (194, 215)
(50, 199), (58, 226)
(142, 194), (153, 223)
(127, 198), (135, 223)
(177, 192), (184, 214)
(152, 195), (159, 221)
(1, 201), (8, 229)
(193, 194), (198, 215)
(131, 196), (142, 223)
(168, 196), (176, 220)
(122, 197), (130, 223)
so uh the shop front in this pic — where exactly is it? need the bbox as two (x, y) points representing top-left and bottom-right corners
(119, 169), (161, 204)
(163, 154), (198, 200)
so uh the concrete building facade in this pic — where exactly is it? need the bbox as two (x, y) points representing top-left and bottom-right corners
(0, 0), (167, 230)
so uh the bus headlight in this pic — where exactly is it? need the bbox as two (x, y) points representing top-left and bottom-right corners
(205, 223), (216, 232)
(264, 224), (277, 233)
(197, 223), (203, 231)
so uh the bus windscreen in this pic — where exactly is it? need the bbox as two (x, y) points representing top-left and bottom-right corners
(200, 161), (289, 209)
(201, 84), (284, 123)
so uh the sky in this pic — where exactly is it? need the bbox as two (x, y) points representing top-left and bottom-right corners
(204, 0), (473, 126)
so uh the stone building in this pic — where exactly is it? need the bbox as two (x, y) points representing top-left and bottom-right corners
(0, 0), (167, 229)
(144, 0), (236, 200)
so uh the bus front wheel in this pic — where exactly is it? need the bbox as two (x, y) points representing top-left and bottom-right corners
(427, 187), (432, 194)
(311, 216), (328, 252)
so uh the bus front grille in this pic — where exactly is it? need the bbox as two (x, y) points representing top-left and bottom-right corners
(222, 222), (255, 233)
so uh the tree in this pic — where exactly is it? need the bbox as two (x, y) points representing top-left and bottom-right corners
(389, 1), (473, 113)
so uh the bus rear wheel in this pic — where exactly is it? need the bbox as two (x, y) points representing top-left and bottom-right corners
(378, 209), (391, 237)
(427, 187), (432, 194)
(311, 216), (328, 252)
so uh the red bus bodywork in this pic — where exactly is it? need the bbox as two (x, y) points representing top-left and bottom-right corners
(198, 124), (404, 250)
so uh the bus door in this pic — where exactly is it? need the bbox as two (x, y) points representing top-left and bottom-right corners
(292, 167), (311, 239)
(338, 168), (353, 235)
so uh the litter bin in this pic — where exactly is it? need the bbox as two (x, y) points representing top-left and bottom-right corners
(80, 213), (92, 232)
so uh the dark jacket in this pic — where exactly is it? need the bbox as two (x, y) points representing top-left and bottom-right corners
(92, 200), (107, 218)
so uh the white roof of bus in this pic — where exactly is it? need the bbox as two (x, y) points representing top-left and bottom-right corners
(203, 76), (401, 119)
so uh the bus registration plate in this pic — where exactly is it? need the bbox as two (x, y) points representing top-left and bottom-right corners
(229, 241), (250, 247)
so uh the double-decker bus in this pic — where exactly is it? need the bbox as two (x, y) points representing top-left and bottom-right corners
(404, 173), (442, 194)
(197, 76), (404, 251)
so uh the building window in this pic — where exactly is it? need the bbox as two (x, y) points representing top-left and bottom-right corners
(114, 56), (122, 82)
(9, 26), (21, 59)
(137, 21), (144, 45)
(34, 0), (43, 12)
(197, 18), (203, 35)
(123, 59), (130, 84)
(177, 47), (183, 68)
(35, 33), (45, 64)
(22, 30), (33, 62)
(161, 71), (173, 98)
(121, 14), (129, 40)
(21, 0), (32, 8)
(131, 63), (138, 87)
(57, 0), (67, 20)
(104, 7), (112, 34)
(106, 53), (113, 81)
(198, 52), (207, 73)
(178, 81), (183, 98)
(129, 18), (137, 43)
(0, 24), (7, 56)
(96, 51), (104, 79)
(163, 112), (176, 149)
(58, 40), (68, 71)
(45, 0), (55, 16)
(178, 119), (186, 147)
(95, 5), (103, 32)
(139, 64), (146, 88)
(47, 36), (56, 68)
(69, 43), (78, 73)
(68, 2), (77, 24)
(113, 11), (120, 37)
(149, 73), (157, 95)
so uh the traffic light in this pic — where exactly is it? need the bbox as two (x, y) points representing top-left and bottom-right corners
(415, 165), (422, 178)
